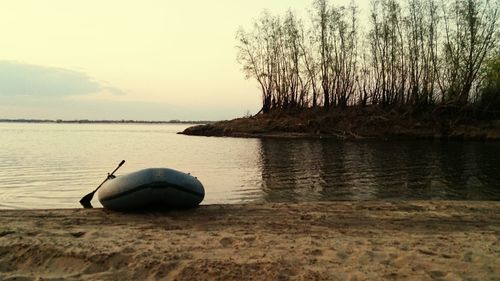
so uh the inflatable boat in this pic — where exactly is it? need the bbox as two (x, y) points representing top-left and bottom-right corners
(98, 168), (205, 210)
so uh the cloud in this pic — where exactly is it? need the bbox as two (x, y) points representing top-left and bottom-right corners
(0, 61), (251, 120)
(0, 61), (124, 97)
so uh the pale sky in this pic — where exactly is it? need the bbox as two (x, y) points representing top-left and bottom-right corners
(0, 0), (362, 121)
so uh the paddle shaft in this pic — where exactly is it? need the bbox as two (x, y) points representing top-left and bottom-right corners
(79, 160), (125, 208)
(91, 160), (125, 193)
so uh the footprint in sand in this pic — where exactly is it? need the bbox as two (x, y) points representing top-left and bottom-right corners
(0, 230), (15, 237)
(219, 237), (234, 247)
(70, 231), (86, 238)
(429, 270), (446, 279)
(311, 249), (323, 256)
(336, 251), (350, 261)
(121, 246), (135, 254)
(2, 275), (34, 281)
(243, 236), (256, 243)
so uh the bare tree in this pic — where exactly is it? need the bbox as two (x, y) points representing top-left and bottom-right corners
(440, 0), (499, 105)
(236, 12), (279, 113)
(312, 0), (333, 108)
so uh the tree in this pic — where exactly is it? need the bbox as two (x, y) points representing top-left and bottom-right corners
(478, 52), (500, 110)
(236, 12), (277, 113)
(312, 0), (333, 108)
(440, 0), (499, 105)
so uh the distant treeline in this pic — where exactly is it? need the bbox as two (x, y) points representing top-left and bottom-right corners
(0, 119), (211, 124)
(237, 0), (499, 114)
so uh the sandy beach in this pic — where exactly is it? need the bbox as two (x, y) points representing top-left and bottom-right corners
(0, 201), (499, 280)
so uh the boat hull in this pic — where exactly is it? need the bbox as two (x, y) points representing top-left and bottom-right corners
(98, 168), (205, 210)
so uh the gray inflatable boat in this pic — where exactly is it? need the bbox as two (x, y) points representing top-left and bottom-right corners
(98, 168), (204, 210)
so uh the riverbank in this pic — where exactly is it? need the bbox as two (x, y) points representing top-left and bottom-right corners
(1, 201), (499, 280)
(180, 107), (500, 140)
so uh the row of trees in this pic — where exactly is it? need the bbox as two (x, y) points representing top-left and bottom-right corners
(237, 0), (499, 113)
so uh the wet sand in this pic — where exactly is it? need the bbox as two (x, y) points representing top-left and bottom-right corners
(0, 201), (499, 280)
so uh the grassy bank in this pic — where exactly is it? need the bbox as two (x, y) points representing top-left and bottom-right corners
(181, 106), (500, 140)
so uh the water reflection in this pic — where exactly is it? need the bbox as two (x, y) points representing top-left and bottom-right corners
(258, 139), (500, 201)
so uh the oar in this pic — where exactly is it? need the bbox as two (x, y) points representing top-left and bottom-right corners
(79, 160), (125, 208)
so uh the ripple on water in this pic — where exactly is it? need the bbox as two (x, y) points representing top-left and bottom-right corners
(1, 123), (500, 209)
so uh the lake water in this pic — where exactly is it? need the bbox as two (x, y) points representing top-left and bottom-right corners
(0, 122), (499, 209)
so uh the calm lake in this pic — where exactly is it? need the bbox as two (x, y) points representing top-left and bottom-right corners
(0, 122), (499, 209)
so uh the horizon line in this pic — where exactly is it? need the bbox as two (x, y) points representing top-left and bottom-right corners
(0, 118), (215, 124)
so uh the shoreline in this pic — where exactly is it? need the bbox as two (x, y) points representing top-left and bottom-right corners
(180, 107), (500, 141)
(1, 201), (499, 280)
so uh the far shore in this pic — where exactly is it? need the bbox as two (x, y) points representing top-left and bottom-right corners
(0, 119), (212, 125)
(1, 201), (499, 280)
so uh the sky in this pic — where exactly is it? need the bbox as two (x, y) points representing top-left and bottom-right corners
(0, 0), (362, 121)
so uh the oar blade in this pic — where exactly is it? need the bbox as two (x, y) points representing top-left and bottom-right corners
(79, 191), (95, 208)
